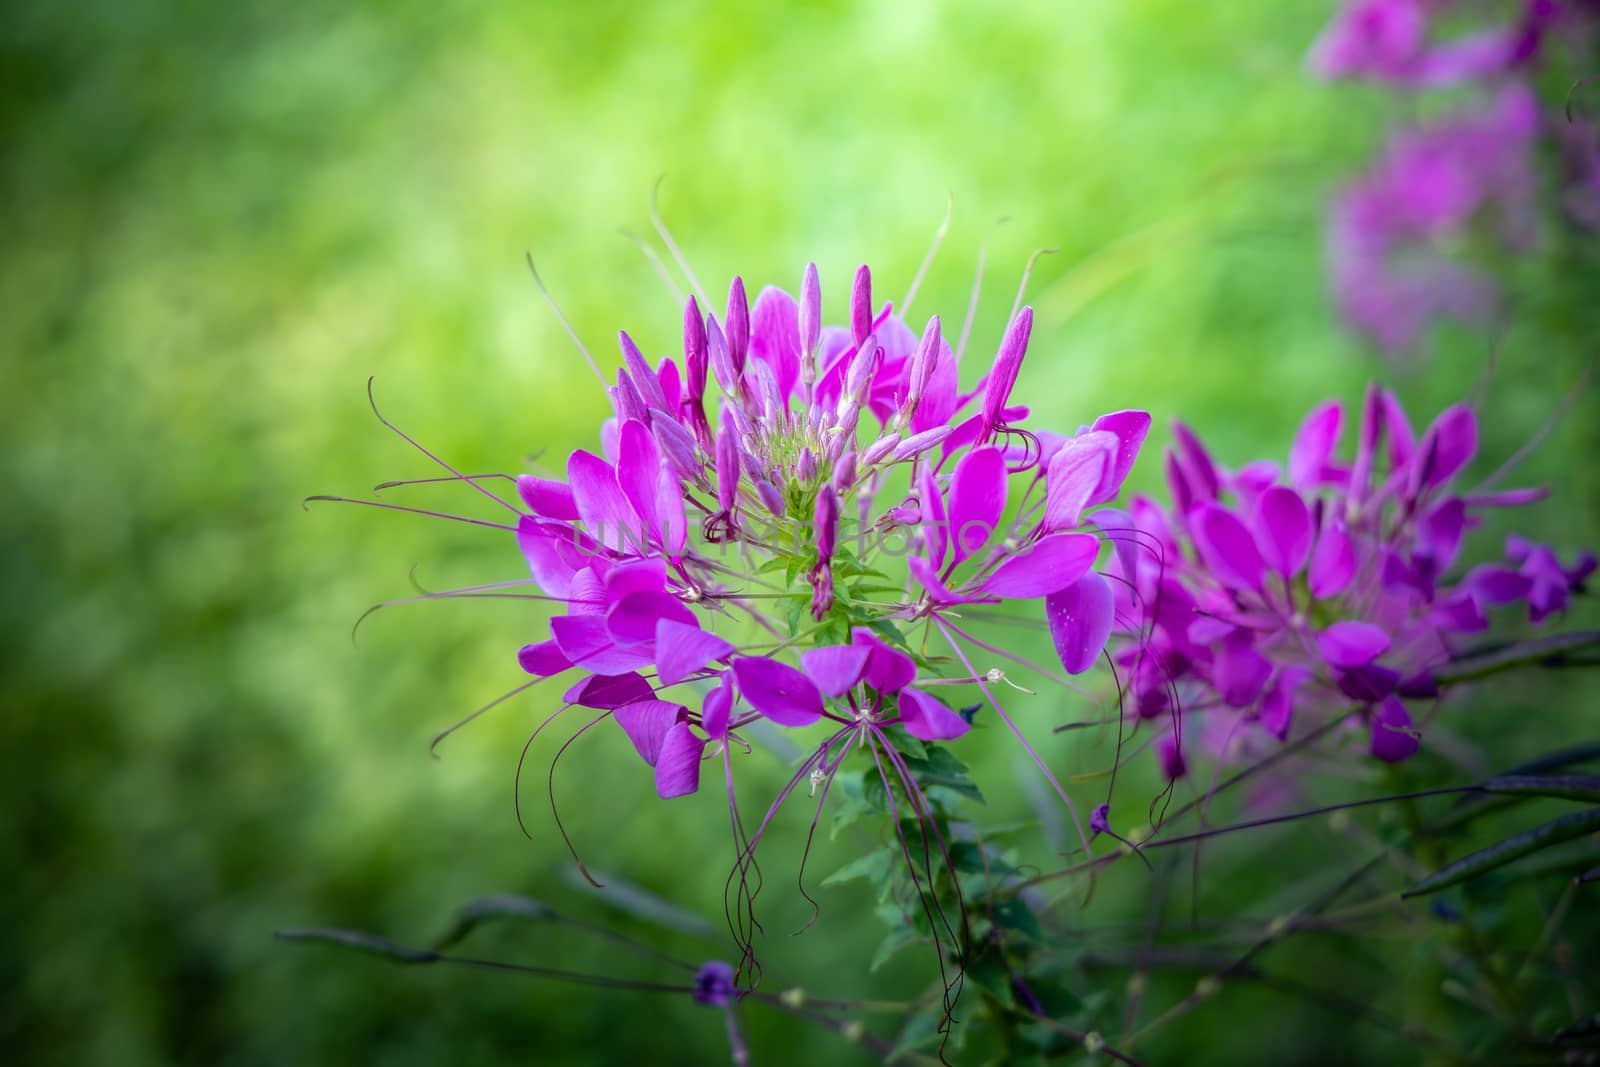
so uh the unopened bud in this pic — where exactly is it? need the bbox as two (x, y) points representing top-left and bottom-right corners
(862, 433), (901, 467)
(725, 277), (749, 376)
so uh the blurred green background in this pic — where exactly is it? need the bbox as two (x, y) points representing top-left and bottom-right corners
(3, 2), (1595, 1064)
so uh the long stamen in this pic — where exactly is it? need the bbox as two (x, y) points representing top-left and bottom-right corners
(302, 495), (518, 531)
(650, 175), (710, 307)
(523, 254), (607, 387)
(934, 617), (1094, 861)
(619, 227), (687, 305)
(429, 679), (541, 758)
(900, 193), (954, 317)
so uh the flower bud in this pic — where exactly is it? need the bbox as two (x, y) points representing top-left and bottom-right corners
(831, 452), (857, 494)
(892, 426), (952, 463)
(980, 306), (1032, 442)
(850, 264), (873, 347)
(799, 262), (821, 384)
(862, 432), (901, 467)
(725, 277), (749, 376)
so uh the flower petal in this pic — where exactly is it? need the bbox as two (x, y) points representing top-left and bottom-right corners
(918, 465), (948, 570)
(1087, 410), (1151, 505)
(700, 677), (733, 740)
(897, 687), (970, 741)
(566, 672), (656, 709)
(980, 533), (1100, 598)
(732, 655), (824, 727)
(851, 628), (918, 693)
(515, 475), (580, 521)
(1289, 401), (1343, 488)
(1254, 486), (1313, 577)
(1194, 504), (1266, 592)
(1046, 570), (1115, 675)
(606, 589), (696, 645)
(654, 722), (707, 798)
(947, 446), (1008, 563)
(749, 286), (801, 404)
(1308, 519), (1357, 598)
(1260, 666), (1311, 741)
(616, 419), (663, 538)
(549, 614), (654, 674)
(568, 449), (640, 550)
(1215, 631), (1272, 708)
(655, 619), (735, 687)
(799, 645), (870, 697)
(1369, 697), (1420, 763)
(613, 699), (685, 765)
(1043, 431), (1114, 531)
(517, 640), (570, 677)
(1418, 404), (1477, 489)
(1317, 620), (1392, 668)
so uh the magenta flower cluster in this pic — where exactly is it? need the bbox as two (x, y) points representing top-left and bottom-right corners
(510, 263), (1148, 800)
(1310, 0), (1598, 352)
(1110, 384), (1593, 770)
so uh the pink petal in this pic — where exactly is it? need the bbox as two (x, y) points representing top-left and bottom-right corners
(1462, 565), (1531, 605)
(1289, 401), (1343, 488)
(1308, 520), (1357, 598)
(568, 449), (640, 549)
(1419, 404), (1477, 489)
(1086, 410), (1151, 505)
(897, 687), (970, 741)
(613, 699), (685, 765)
(1044, 431), (1114, 531)
(515, 517), (582, 599)
(654, 467), (688, 556)
(654, 722), (707, 798)
(732, 656), (824, 728)
(1215, 632), (1272, 709)
(1254, 486), (1313, 577)
(1260, 666), (1311, 741)
(1317, 621), (1392, 668)
(908, 555), (989, 606)
(655, 619), (735, 687)
(515, 475), (580, 521)
(1046, 570), (1115, 675)
(549, 614), (653, 674)
(603, 559), (668, 604)
(700, 677), (733, 740)
(605, 590), (696, 645)
(616, 419), (663, 538)
(566, 672), (656, 709)
(1194, 504), (1266, 592)
(799, 645), (870, 697)
(1369, 697), (1420, 763)
(749, 286), (801, 404)
(517, 640), (570, 677)
(980, 533), (1100, 598)
(918, 465), (948, 571)
(947, 446), (1008, 562)
(851, 628), (918, 693)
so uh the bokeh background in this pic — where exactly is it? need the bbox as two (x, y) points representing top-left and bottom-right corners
(3, 2), (1596, 1065)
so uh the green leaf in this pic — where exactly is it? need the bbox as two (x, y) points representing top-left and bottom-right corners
(431, 893), (556, 950)
(275, 928), (440, 963)
(823, 847), (898, 891)
(1481, 774), (1600, 803)
(887, 1001), (952, 1063)
(870, 923), (925, 972)
(1404, 806), (1600, 897)
(878, 725), (928, 762)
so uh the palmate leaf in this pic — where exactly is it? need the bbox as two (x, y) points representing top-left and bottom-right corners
(1404, 805), (1600, 897)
